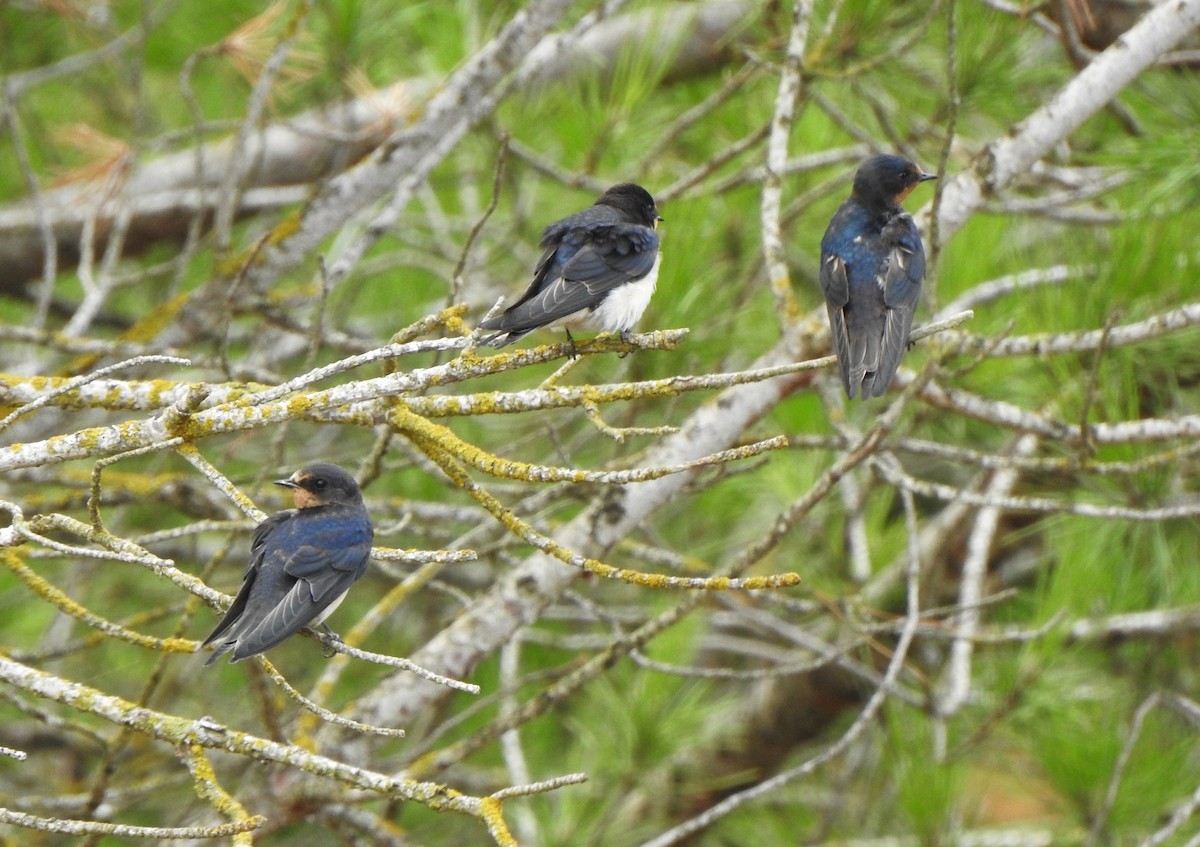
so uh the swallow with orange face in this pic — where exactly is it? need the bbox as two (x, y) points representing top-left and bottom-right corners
(202, 462), (372, 665)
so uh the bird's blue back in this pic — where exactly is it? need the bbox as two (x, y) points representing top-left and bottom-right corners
(823, 202), (915, 276)
(283, 502), (371, 543)
(266, 502), (372, 578)
(819, 199), (927, 398)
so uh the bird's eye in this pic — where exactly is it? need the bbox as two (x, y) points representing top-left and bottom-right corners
(313, 478), (327, 489)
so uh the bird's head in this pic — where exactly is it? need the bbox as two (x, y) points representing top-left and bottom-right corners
(275, 462), (363, 509)
(596, 182), (663, 229)
(852, 154), (936, 209)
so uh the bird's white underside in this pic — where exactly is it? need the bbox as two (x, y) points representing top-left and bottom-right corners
(311, 588), (349, 626)
(547, 252), (662, 333)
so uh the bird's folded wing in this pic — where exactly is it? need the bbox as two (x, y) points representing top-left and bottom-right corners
(819, 252), (850, 307)
(489, 224), (659, 328)
(201, 568), (257, 647)
(231, 583), (327, 657)
(820, 253), (855, 396)
(874, 226), (926, 395)
(200, 511), (291, 648)
(232, 563), (362, 658)
(880, 225), (925, 311)
(284, 538), (372, 580)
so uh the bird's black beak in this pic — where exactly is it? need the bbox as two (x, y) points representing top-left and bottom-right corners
(917, 172), (937, 183)
(275, 478), (298, 489)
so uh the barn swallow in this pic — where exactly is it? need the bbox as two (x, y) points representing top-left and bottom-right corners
(202, 462), (373, 665)
(478, 182), (663, 349)
(819, 154), (936, 398)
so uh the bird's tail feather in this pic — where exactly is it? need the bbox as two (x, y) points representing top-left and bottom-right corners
(848, 333), (881, 400)
(203, 641), (236, 666)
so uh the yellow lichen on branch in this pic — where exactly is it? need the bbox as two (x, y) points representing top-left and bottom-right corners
(0, 657), (513, 839)
(392, 407), (801, 591)
(3, 549), (196, 655)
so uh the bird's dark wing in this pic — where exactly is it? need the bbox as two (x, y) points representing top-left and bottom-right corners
(480, 221), (658, 342)
(226, 523), (371, 662)
(819, 251), (855, 397)
(880, 219), (925, 311)
(201, 511), (291, 656)
(283, 533), (372, 581)
(201, 571), (257, 664)
(867, 220), (926, 397)
(534, 223), (658, 312)
(478, 206), (607, 337)
(497, 226), (575, 314)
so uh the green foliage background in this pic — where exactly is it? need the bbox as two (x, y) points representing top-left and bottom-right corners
(2, 0), (1200, 845)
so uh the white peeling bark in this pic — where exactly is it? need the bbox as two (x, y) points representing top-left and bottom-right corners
(932, 0), (1200, 239)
